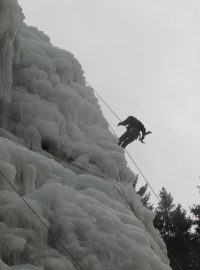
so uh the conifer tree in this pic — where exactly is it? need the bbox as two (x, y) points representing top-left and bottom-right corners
(154, 187), (193, 270)
(133, 175), (153, 210)
(154, 187), (175, 239)
(169, 204), (193, 270)
(190, 186), (200, 269)
(191, 186), (200, 237)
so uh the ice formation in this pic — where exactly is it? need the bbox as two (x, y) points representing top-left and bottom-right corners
(0, 1), (172, 269)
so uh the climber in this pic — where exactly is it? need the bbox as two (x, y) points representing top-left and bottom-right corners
(117, 116), (151, 148)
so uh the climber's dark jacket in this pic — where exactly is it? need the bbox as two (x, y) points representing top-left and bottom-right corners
(118, 116), (146, 140)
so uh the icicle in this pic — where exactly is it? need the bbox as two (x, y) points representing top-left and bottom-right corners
(0, 0), (22, 103)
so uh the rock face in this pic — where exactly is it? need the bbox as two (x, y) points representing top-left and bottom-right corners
(0, 1), (171, 269)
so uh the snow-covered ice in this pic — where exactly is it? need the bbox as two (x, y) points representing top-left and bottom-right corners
(0, 0), (172, 269)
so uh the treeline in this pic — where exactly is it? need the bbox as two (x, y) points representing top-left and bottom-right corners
(134, 177), (200, 270)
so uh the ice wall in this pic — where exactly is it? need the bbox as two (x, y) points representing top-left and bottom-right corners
(0, 1), (172, 269)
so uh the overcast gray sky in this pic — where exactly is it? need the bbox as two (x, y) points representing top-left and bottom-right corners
(18, 0), (200, 210)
